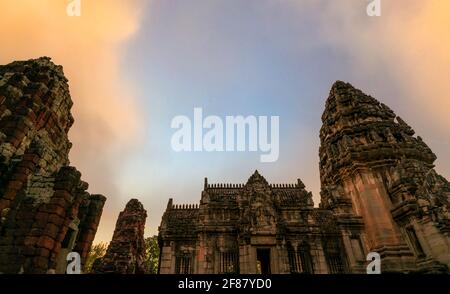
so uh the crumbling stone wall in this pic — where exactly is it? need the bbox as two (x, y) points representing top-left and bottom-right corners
(0, 57), (106, 274)
(92, 199), (147, 274)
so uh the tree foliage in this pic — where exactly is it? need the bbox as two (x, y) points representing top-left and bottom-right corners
(144, 235), (160, 274)
(83, 242), (108, 273)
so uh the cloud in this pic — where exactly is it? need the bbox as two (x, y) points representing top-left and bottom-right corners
(0, 0), (146, 242)
(309, 0), (450, 132)
(378, 1), (450, 130)
(2, 0), (449, 242)
(287, 0), (450, 175)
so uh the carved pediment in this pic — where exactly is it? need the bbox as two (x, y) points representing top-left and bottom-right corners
(245, 170), (269, 188)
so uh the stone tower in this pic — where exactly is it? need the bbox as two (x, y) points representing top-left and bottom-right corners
(319, 81), (450, 273)
(92, 199), (147, 274)
(0, 57), (106, 273)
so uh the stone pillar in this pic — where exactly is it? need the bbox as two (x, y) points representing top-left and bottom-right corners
(277, 242), (291, 274)
(312, 239), (329, 274)
(92, 199), (147, 274)
(343, 171), (414, 271)
(239, 244), (254, 274)
(158, 245), (174, 274)
(73, 194), (107, 269)
(270, 246), (280, 274)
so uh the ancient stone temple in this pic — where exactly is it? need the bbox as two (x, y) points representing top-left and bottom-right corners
(93, 199), (147, 274)
(0, 57), (106, 274)
(319, 81), (450, 273)
(159, 82), (450, 274)
(159, 171), (347, 274)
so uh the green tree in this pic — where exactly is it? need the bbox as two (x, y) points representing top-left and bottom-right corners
(144, 236), (160, 274)
(83, 242), (108, 273)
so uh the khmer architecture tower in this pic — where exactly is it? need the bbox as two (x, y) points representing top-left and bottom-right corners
(319, 81), (450, 273)
(159, 81), (450, 274)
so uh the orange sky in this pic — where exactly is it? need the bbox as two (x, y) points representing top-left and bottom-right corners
(1, 0), (449, 244)
(314, 0), (450, 131)
(0, 0), (146, 242)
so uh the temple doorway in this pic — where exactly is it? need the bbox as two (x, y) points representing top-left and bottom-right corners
(256, 248), (271, 274)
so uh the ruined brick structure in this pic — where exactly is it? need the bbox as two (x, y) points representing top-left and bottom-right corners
(159, 82), (450, 274)
(92, 199), (147, 274)
(0, 57), (106, 274)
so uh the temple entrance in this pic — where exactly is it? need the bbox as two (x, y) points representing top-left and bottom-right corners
(256, 248), (271, 274)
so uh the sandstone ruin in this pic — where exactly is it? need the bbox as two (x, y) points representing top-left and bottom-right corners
(158, 81), (450, 274)
(1, 57), (449, 274)
(0, 57), (106, 274)
(159, 171), (341, 274)
(92, 199), (147, 274)
(319, 81), (450, 273)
